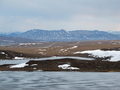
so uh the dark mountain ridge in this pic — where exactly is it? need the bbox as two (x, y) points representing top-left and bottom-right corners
(17, 29), (120, 41)
(0, 29), (120, 44)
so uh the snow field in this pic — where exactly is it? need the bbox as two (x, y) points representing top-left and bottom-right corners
(74, 49), (120, 62)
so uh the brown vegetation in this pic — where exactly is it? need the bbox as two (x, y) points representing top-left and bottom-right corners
(0, 40), (120, 57)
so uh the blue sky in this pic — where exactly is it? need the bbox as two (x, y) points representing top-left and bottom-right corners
(0, 0), (120, 32)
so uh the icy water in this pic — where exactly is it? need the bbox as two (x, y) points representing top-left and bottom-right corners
(0, 56), (94, 65)
(0, 72), (120, 90)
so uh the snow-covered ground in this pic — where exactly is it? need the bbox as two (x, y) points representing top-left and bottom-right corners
(74, 49), (120, 62)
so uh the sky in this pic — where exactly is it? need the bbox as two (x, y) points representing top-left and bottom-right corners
(0, 0), (120, 32)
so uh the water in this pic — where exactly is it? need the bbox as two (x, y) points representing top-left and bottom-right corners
(0, 72), (120, 90)
(0, 56), (94, 65)
(0, 57), (119, 90)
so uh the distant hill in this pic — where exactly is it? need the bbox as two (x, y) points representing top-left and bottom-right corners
(0, 32), (22, 37)
(17, 29), (120, 41)
(0, 36), (37, 46)
(0, 29), (120, 45)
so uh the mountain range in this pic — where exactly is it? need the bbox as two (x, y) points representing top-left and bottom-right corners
(0, 29), (120, 45)
(14, 29), (120, 41)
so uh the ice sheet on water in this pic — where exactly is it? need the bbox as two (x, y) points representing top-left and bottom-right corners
(10, 63), (28, 68)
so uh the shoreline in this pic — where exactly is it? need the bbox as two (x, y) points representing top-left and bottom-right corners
(0, 58), (120, 72)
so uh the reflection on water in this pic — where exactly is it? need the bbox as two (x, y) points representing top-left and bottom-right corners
(0, 72), (120, 90)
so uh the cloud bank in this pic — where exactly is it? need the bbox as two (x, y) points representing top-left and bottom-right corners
(0, 0), (120, 32)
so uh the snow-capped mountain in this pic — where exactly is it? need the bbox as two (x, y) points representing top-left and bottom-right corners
(18, 29), (69, 41)
(0, 29), (120, 44)
(17, 29), (120, 41)
(0, 32), (22, 37)
(106, 30), (120, 35)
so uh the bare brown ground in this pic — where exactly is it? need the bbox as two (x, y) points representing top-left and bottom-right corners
(0, 40), (120, 56)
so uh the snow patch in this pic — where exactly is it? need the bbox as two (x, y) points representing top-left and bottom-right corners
(60, 49), (64, 51)
(74, 49), (120, 62)
(69, 46), (78, 49)
(31, 64), (37, 66)
(0, 52), (5, 54)
(58, 64), (79, 70)
(39, 49), (46, 51)
(14, 57), (24, 60)
(39, 52), (46, 55)
(10, 63), (28, 68)
(33, 68), (37, 69)
(60, 46), (78, 52)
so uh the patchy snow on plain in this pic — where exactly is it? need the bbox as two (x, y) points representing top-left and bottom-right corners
(60, 46), (78, 52)
(69, 46), (78, 49)
(74, 49), (120, 62)
(60, 49), (64, 51)
(58, 64), (79, 70)
(10, 63), (28, 68)
(39, 49), (46, 51)
(38, 52), (46, 55)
